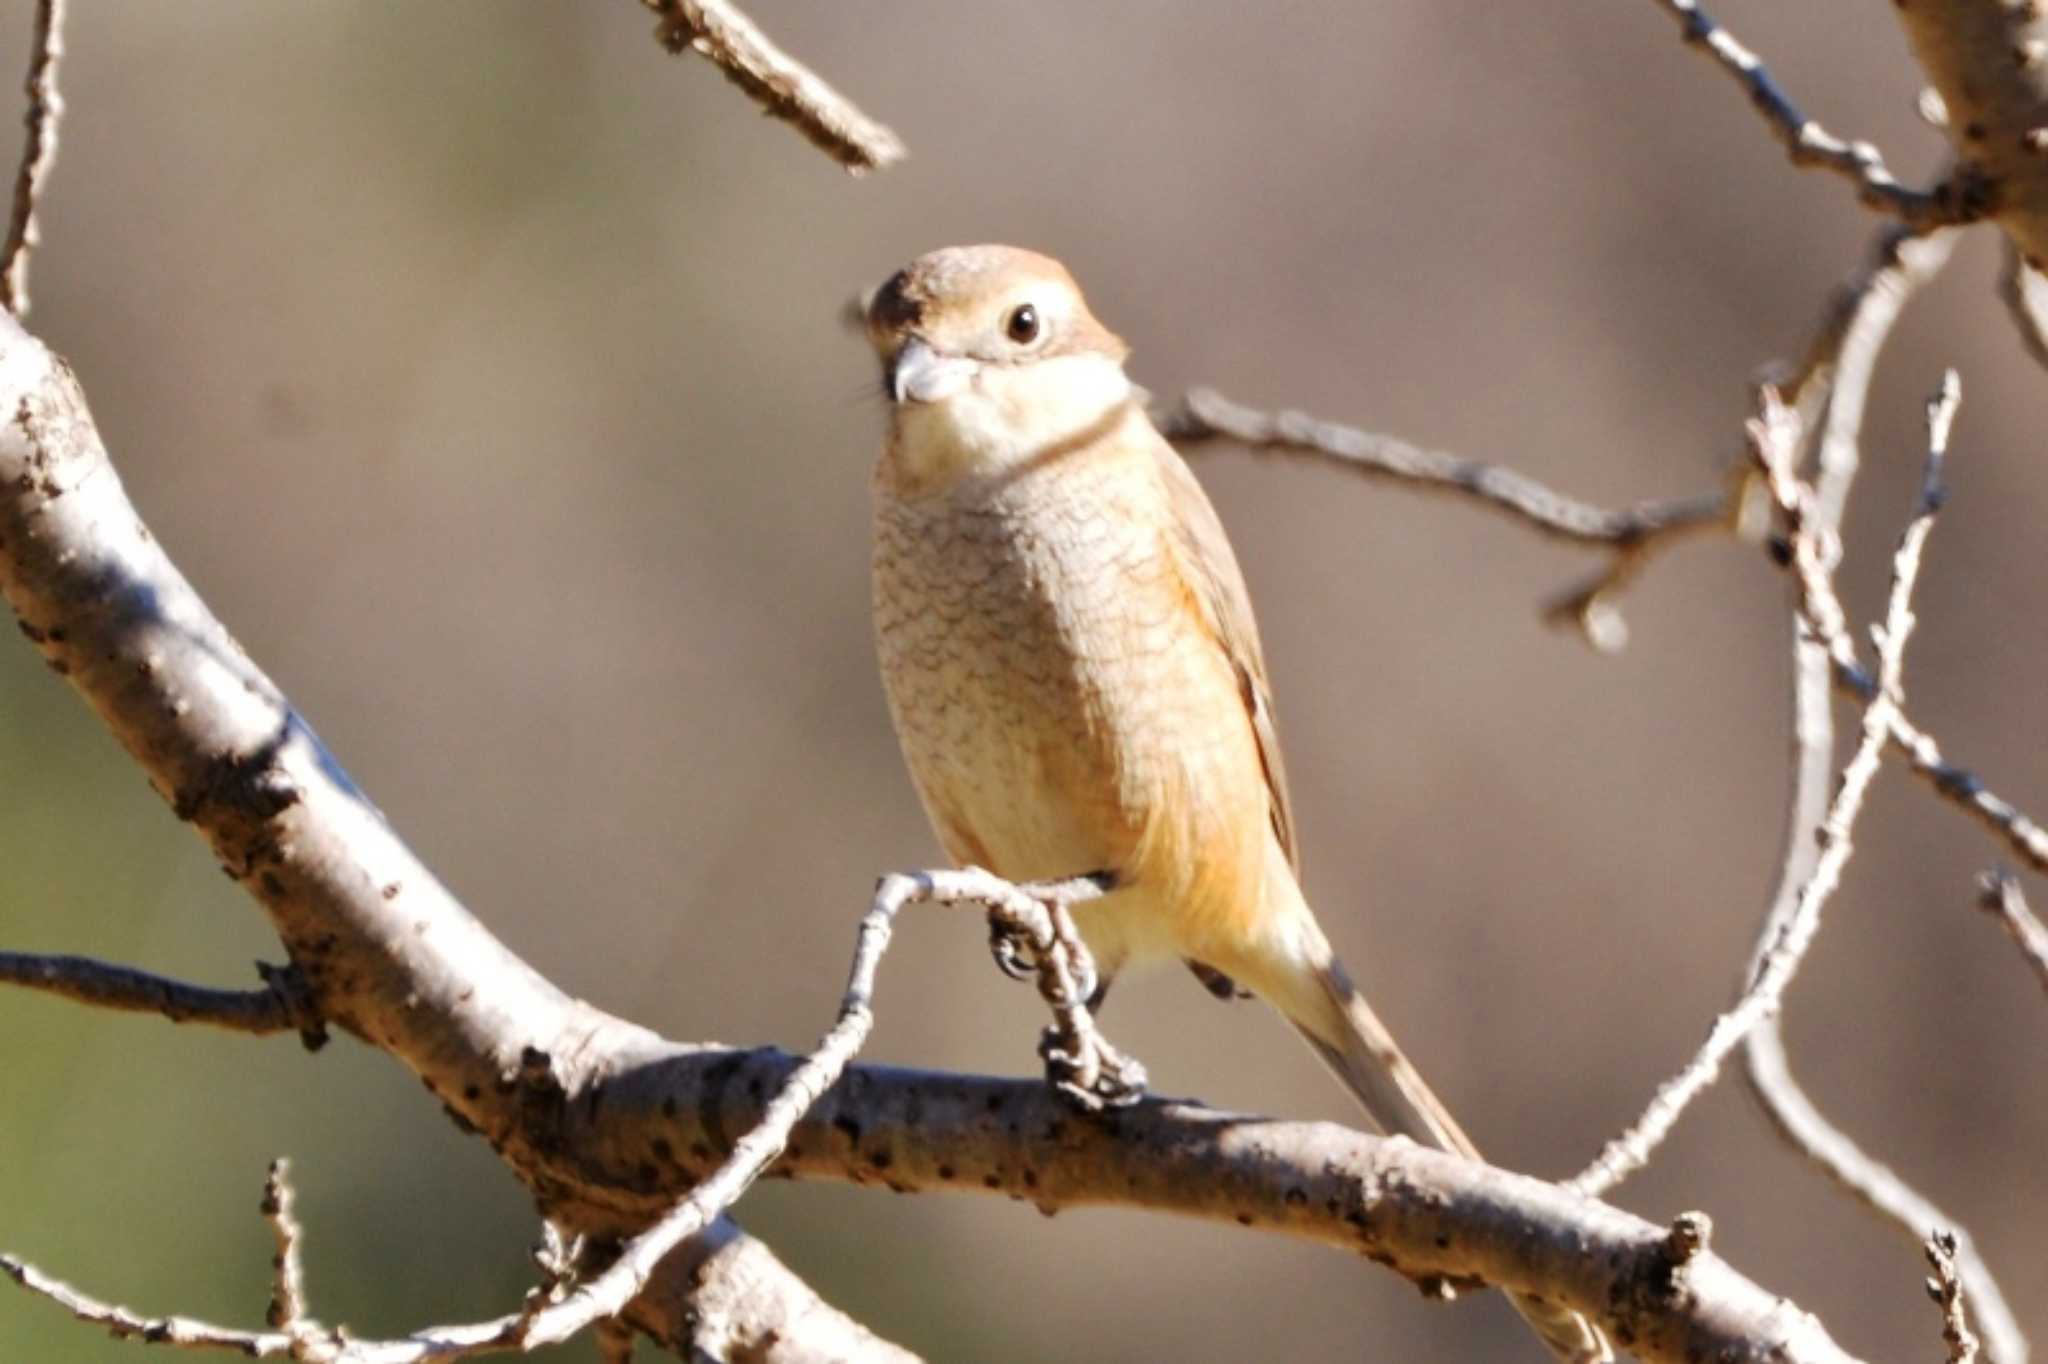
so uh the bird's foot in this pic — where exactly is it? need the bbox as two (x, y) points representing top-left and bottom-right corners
(1039, 1023), (1148, 1111)
(987, 918), (1039, 983)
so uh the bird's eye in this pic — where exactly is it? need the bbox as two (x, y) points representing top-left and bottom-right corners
(1005, 303), (1040, 345)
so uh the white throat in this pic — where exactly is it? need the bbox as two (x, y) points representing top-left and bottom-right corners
(890, 351), (1133, 491)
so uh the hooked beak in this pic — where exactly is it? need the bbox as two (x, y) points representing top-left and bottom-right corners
(888, 337), (978, 405)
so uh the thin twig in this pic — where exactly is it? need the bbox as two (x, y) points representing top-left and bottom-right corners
(0, 952), (326, 1042)
(1, 0), (65, 316)
(1648, 0), (1973, 229)
(1154, 385), (1732, 651)
(1882, 712), (2048, 878)
(641, 0), (904, 174)
(1570, 376), (1960, 1198)
(1976, 870), (2048, 999)
(1, 1251), (532, 1362)
(521, 867), (1115, 1349)
(1157, 370), (2048, 873)
(260, 1160), (309, 1332)
(1745, 225), (2027, 1364)
(1927, 1232), (1984, 1364)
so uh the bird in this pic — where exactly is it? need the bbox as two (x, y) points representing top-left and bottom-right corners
(863, 244), (1608, 1363)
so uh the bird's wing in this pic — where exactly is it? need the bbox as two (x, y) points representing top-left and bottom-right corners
(1148, 424), (1300, 873)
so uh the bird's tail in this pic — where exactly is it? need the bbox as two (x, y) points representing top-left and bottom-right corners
(1249, 902), (1612, 1364)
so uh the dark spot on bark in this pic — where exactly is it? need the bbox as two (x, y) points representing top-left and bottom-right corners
(1021, 1169), (1037, 1189)
(833, 1114), (862, 1146)
(983, 1173), (1001, 1189)
(637, 1163), (657, 1188)
(652, 1137), (673, 1162)
(1236, 1213), (1254, 1226)
(690, 1142), (711, 1162)
(868, 1149), (893, 1171)
(260, 872), (285, 897)
(382, 882), (401, 900)
(1284, 1188), (1307, 1208)
(462, 1085), (480, 1101)
(661, 1095), (677, 1118)
(937, 1164), (956, 1181)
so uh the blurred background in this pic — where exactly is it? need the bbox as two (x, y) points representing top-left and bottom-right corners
(0, 3), (2040, 1360)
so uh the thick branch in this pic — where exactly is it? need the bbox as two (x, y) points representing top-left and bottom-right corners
(0, 314), (1867, 1362)
(1896, 3), (2048, 264)
(0, 310), (895, 1357)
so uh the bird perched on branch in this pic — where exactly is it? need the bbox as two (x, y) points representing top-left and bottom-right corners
(863, 244), (1607, 1363)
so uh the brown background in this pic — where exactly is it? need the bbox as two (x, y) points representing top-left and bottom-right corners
(0, 4), (2040, 1360)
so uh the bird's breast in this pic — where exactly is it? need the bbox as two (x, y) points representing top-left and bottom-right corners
(872, 442), (1270, 963)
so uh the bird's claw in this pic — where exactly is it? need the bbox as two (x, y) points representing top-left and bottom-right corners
(1039, 1025), (1148, 1111)
(989, 921), (1039, 982)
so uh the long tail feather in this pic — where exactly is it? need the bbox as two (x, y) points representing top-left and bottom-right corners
(1240, 896), (1612, 1364)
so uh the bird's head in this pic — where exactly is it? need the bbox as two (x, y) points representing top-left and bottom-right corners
(864, 245), (1132, 487)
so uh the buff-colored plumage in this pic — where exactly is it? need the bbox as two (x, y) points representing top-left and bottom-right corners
(864, 246), (1607, 1363)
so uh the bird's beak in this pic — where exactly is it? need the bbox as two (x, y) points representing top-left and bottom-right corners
(888, 337), (978, 405)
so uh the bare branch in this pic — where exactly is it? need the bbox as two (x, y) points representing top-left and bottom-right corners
(1777, 225), (1960, 429)
(1976, 870), (2048, 998)
(0, 267), (1881, 1364)
(1154, 385), (1732, 650)
(0, 951), (325, 1042)
(1883, 711), (2048, 877)
(1651, 0), (1975, 228)
(524, 867), (1114, 1349)
(1, 1249), (538, 1363)
(1745, 225), (2027, 1364)
(641, 0), (905, 174)
(1, 0), (65, 317)
(1895, 3), (2048, 269)
(0, 270), (907, 1363)
(1928, 1231), (1984, 1364)
(261, 1160), (309, 1332)
(1571, 376), (1959, 1199)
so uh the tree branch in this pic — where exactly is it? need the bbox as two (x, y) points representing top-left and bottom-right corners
(0, 951), (324, 1041)
(0, 0), (65, 318)
(1569, 380), (1958, 1197)
(0, 291), (906, 1361)
(1976, 870), (2048, 999)
(1895, 4), (2048, 266)
(1154, 384), (1733, 651)
(641, 0), (905, 174)
(1743, 223), (2027, 1364)
(0, 312), (1870, 1362)
(1651, 0), (1978, 228)
(1929, 1231), (1987, 1364)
